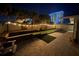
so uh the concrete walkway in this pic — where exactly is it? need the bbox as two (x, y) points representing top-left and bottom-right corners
(15, 32), (79, 56)
(40, 32), (79, 56)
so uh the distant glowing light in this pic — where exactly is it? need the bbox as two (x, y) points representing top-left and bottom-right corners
(22, 25), (26, 27)
(7, 21), (11, 24)
(26, 25), (28, 27)
(18, 24), (21, 26)
(13, 23), (17, 25)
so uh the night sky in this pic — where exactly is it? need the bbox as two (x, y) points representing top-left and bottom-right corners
(11, 3), (79, 16)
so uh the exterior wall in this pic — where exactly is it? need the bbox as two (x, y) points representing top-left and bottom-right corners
(2, 23), (22, 32)
(73, 15), (79, 43)
(56, 24), (74, 31)
(7, 24), (22, 32)
(0, 24), (4, 34)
